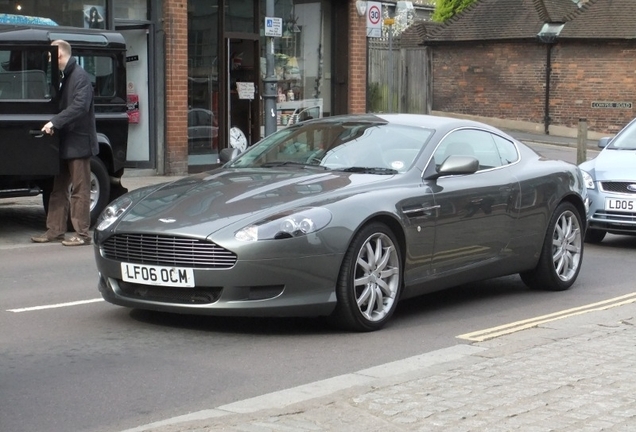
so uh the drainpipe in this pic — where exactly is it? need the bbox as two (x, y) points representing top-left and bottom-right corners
(537, 23), (564, 136)
(544, 43), (552, 135)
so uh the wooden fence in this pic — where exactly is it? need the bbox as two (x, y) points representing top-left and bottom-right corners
(367, 38), (431, 114)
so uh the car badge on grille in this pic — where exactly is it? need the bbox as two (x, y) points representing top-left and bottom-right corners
(628, 184), (636, 192)
(159, 218), (177, 223)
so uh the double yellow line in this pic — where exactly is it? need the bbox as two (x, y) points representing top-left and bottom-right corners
(457, 292), (636, 342)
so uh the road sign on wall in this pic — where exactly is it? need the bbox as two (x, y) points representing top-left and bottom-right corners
(367, 2), (382, 38)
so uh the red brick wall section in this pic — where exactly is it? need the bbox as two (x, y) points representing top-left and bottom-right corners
(349, 0), (367, 114)
(551, 42), (636, 134)
(432, 42), (546, 124)
(163, 0), (188, 175)
(432, 40), (636, 135)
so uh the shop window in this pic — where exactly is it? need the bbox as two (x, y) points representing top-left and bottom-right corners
(265, 1), (331, 129)
(114, 0), (148, 21)
(0, 1), (107, 28)
(226, 0), (255, 34)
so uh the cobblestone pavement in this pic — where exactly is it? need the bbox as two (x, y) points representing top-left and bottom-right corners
(126, 303), (636, 432)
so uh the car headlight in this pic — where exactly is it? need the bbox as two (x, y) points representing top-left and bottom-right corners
(96, 196), (133, 231)
(235, 207), (332, 241)
(581, 170), (595, 190)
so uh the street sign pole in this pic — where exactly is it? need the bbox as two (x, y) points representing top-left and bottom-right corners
(384, 17), (395, 112)
(263, 0), (278, 137)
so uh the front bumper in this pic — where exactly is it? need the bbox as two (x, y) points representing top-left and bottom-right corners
(586, 187), (636, 234)
(95, 249), (343, 318)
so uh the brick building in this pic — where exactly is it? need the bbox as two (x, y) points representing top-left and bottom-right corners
(403, 0), (636, 137)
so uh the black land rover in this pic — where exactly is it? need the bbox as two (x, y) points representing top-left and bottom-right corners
(0, 25), (128, 225)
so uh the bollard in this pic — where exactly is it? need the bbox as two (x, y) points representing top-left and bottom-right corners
(577, 118), (587, 165)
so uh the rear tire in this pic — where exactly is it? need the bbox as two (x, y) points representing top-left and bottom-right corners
(520, 202), (583, 291)
(584, 229), (606, 244)
(328, 222), (402, 332)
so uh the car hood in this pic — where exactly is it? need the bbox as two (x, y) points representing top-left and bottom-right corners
(113, 169), (392, 236)
(584, 149), (636, 180)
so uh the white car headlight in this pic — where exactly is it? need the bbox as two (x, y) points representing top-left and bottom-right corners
(235, 207), (332, 241)
(96, 196), (133, 231)
(581, 170), (595, 190)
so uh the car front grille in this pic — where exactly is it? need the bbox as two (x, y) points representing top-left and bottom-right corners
(600, 182), (636, 194)
(118, 280), (222, 304)
(102, 234), (237, 269)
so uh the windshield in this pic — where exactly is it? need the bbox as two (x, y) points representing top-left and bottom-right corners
(227, 121), (433, 173)
(608, 121), (636, 150)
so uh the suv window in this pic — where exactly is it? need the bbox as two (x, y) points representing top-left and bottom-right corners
(76, 54), (116, 98)
(0, 48), (50, 100)
(0, 48), (117, 100)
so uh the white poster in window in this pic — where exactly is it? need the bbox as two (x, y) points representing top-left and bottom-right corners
(236, 82), (255, 100)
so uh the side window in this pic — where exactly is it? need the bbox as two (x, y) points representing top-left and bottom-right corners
(434, 129), (503, 170)
(76, 54), (115, 98)
(0, 48), (51, 100)
(492, 135), (519, 165)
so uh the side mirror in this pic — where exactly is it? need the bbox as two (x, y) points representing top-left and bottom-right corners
(598, 137), (612, 149)
(424, 155), (479, 180)
(219, 147), (240, 164)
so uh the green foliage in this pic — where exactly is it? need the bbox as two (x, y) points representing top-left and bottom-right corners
(432, 0), (476, 22)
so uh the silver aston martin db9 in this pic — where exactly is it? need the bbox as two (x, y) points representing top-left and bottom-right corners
(94, 114), (588, 331)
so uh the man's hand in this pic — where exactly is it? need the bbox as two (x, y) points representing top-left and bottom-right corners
(42, 122), (54, 135)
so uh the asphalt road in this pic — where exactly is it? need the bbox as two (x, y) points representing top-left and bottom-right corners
(2, 142), (627, 432)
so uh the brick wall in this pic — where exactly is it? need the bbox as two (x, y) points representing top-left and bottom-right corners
(432, 40), (636, 135)
(551, 42), (636, 134)
(348, 0), (367, 114)
(432, 42), (546, 124)
(163, 0), (188, 175)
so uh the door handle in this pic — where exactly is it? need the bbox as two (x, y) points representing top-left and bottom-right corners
(403, 204), (440, 217)
(29, 129), (45, 138)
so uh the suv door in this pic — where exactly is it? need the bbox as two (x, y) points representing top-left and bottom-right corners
(0, 45), (59, 176)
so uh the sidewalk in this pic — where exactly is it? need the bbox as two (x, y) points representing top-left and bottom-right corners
(125, 301), (636, 432)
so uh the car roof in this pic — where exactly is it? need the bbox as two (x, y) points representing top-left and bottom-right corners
(0, 24), (126, 49)
(301, 113), (504, 135)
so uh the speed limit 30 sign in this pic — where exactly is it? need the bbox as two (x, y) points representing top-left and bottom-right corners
(366, 2), (382, 38)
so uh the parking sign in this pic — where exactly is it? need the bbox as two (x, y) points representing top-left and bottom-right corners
(264, 17), (282, 37)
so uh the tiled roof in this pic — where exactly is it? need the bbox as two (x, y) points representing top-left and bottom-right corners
(559, 0), (636, 39)
(401, 21), (441, 47)
(423, 0), (581, 42)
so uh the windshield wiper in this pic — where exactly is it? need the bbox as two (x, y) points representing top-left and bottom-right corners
(260, 161), (330, 170)
(339, 167), (398, 175)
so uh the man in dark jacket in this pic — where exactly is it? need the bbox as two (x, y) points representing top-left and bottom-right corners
(31, 40), (98, 246)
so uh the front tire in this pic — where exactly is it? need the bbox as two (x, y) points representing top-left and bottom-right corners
(520, 202), (583, 291)
(89, 157), (110, 227)
(42, 157), (111, 229)
(328, 223), (402, 332)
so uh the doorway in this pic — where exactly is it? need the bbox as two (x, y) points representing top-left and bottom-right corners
(119, 28), (151, 165)
(226, 36), (260, 150)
